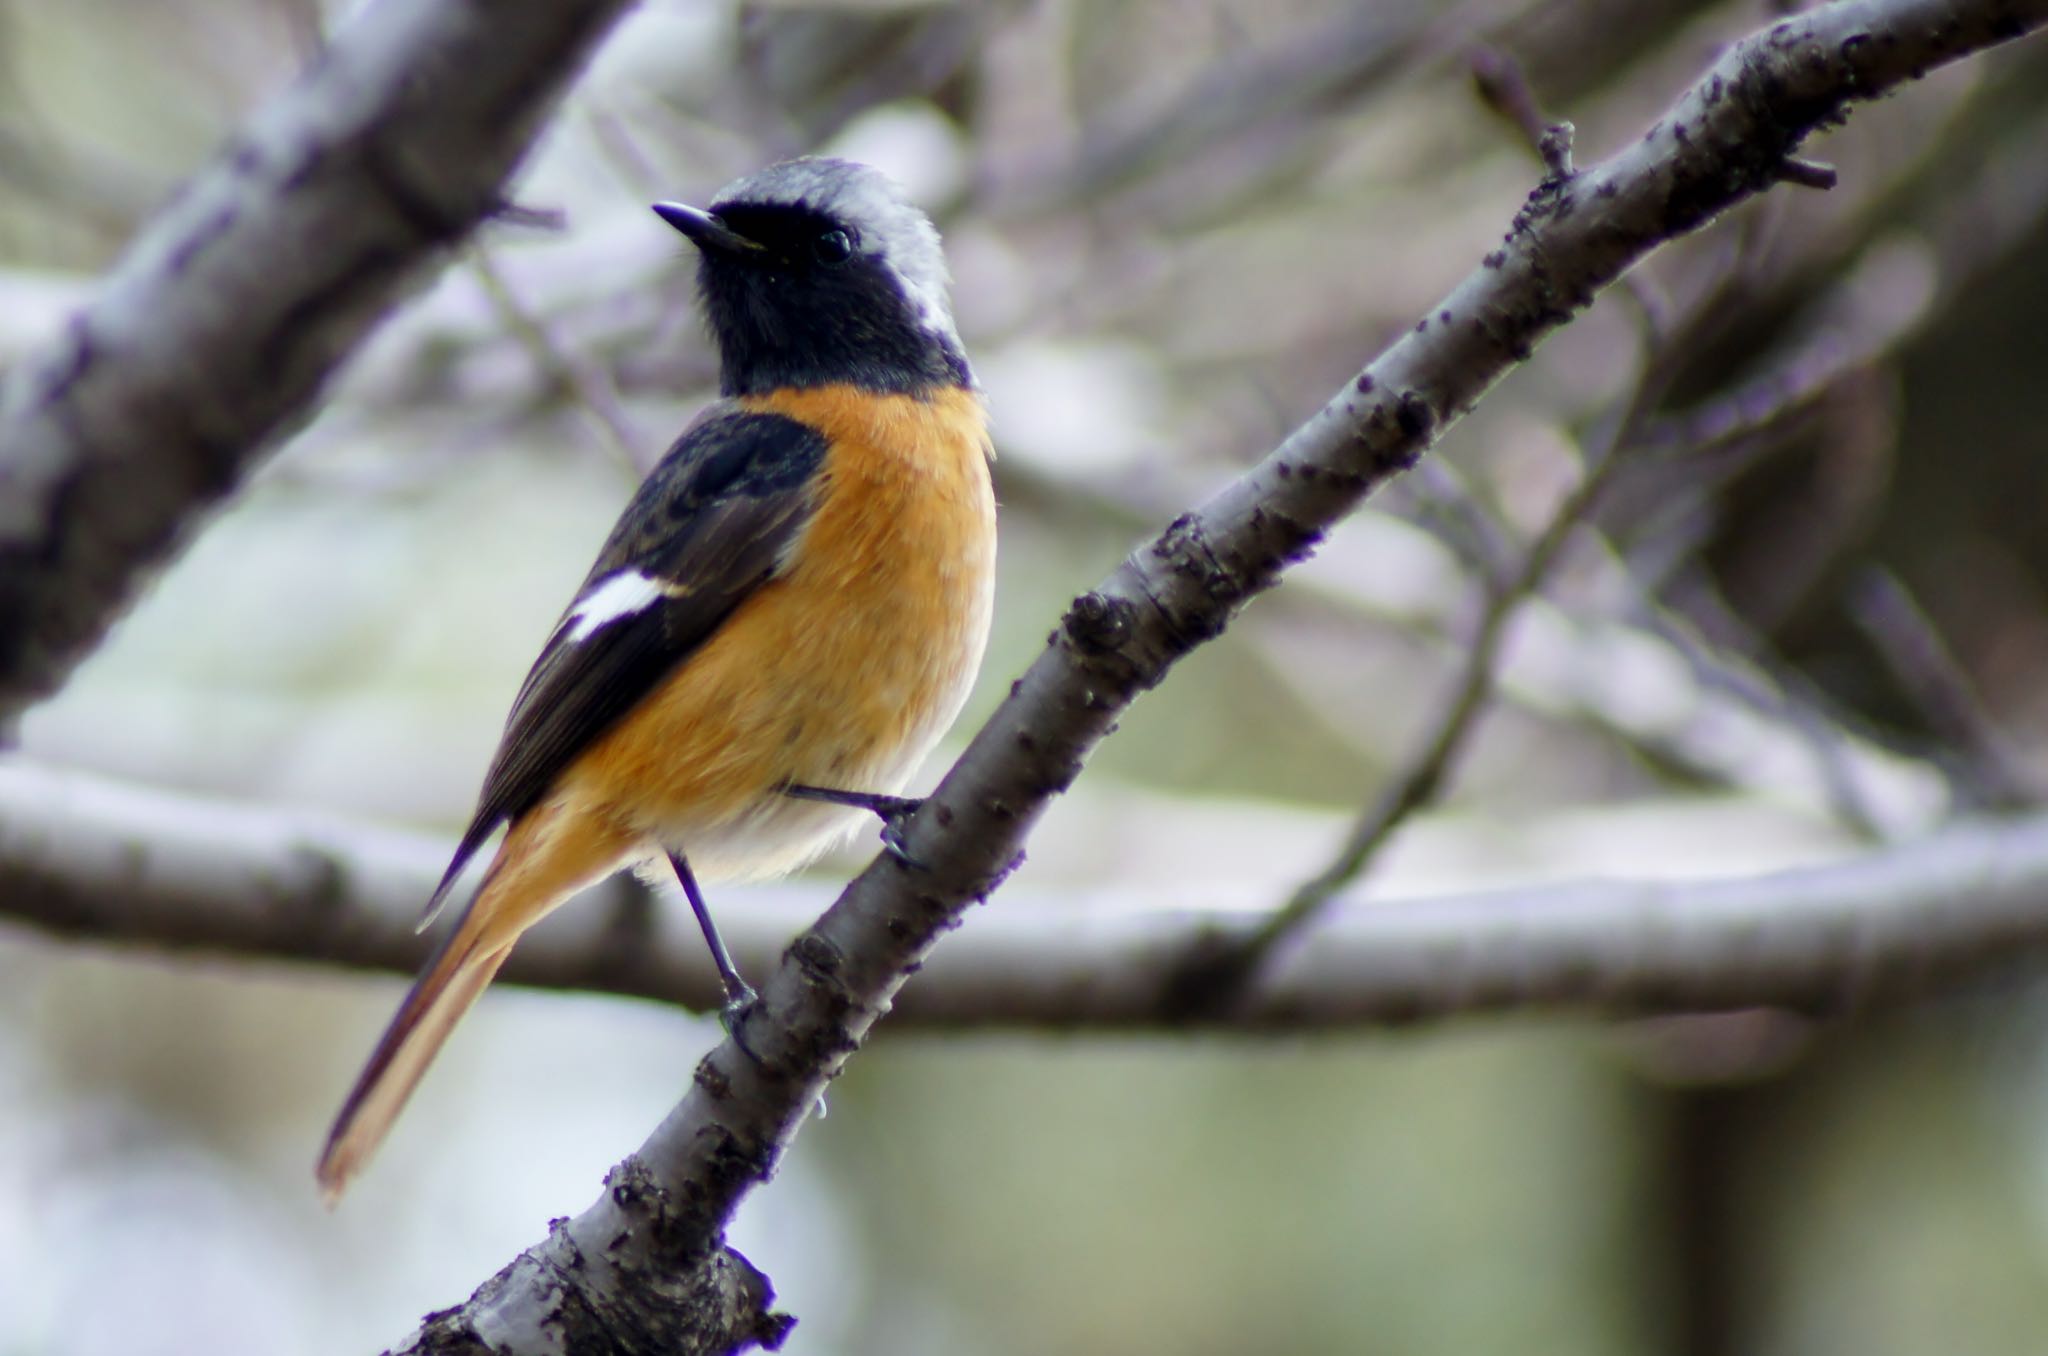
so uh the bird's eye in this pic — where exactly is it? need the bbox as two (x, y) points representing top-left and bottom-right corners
(812, 228), (855, 266)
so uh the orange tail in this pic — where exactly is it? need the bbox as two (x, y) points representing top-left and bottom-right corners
(317, 807), (636, 1203)
(316, 923), (511, 1204)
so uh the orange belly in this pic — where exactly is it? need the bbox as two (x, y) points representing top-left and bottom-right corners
(551, 383), (996, 881)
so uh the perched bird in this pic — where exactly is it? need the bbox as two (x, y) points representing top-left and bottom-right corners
(317, 158), (996, 1201)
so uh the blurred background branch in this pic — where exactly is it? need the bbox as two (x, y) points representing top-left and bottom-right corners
(0, 0), (635, 724)
(8, 756), (2048, 1030)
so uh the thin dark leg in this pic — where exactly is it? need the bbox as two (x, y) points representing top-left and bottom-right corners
(780, 783), (922, 820)
(780, 783), (926, 866)
(666, 849), (756, 1015)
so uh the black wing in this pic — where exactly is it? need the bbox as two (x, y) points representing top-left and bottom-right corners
(421, 405), (830, 916)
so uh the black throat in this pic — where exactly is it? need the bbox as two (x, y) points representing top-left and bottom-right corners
(696, 211), (971, 397)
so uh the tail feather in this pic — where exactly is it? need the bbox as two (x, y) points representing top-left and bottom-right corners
(318, 806), (638, 1203)
(317, 924), (510, 1204)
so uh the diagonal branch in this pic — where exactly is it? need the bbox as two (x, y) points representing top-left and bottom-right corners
(0, 0), (637, 726)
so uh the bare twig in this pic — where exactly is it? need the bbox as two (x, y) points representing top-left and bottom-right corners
(993, 3), (1467, 212)
(1399, 457), (1521, 589)
(1645, 572), (1903, 841)
(469, 241), (649, 475)
(1581, 106), (2048, 832)
(1849, 567), (2039, 809)
(1468, 42), (1689, 335)
(1634, 98), (2048, 468)
(1471, 44), (1555, 153)
(1776, 156), (1840, 190)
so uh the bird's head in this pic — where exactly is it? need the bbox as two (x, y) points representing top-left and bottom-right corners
(654, 158), (970, 397)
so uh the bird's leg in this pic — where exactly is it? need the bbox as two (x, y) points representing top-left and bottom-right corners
(666, 849), (757, 1031)
(779, 783), (926, 867)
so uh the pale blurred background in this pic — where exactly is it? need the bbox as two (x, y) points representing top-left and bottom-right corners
(5, 1), (2048, 1353)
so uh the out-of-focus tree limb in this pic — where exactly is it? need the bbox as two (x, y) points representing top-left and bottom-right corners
(993, 0), (1518, 214)
(1849, 567), (2040, 808)
(8, 756), (2048, 1029)
(0, 0), (637, 727)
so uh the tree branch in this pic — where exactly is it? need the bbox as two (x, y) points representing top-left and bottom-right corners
(8, 758), (2048, 1030)
(0, 0), (636, 726)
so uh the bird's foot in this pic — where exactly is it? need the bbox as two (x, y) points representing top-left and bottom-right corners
(718, 981), (764, 1062)
(718, 974), (760, 1027)
(874, 798), (926, 869)
(781, 784), (930, 869)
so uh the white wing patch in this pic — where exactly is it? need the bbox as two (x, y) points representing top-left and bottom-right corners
(563, 570), (667, 644)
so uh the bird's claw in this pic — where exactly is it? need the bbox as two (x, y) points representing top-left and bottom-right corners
(718, 983), (760, 1038)
(781, 783), (930, 868)
(879, 805), (929, 871)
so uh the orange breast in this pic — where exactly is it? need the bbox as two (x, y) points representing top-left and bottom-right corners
(556, 383), (997, 880)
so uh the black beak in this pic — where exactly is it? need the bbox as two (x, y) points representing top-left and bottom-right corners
(652, 202), (763, 257)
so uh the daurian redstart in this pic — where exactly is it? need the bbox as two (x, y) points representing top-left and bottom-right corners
(318, 158), (996, 1200)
